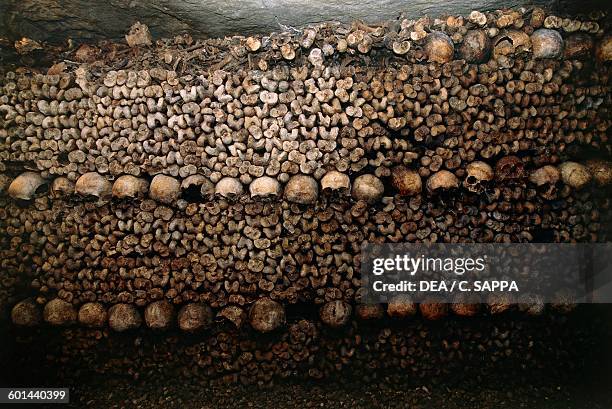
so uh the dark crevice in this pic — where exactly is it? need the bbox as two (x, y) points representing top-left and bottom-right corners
(181, 184), (203, 203)
(531, 227), (556, 242)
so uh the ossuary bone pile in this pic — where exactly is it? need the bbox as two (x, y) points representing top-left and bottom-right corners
(0, 7), (611, 345)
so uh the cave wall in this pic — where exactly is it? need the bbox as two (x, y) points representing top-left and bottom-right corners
(1, 0), (605, 44)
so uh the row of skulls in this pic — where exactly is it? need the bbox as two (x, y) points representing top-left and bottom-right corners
(4, 159), (609, 204)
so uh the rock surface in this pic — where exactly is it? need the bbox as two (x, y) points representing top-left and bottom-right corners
(0, 0), (602, 44)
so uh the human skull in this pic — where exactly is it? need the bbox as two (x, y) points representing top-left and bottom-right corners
(75, 172), (111, 199)
(112, 175), (149, 199)
(558, 162), (591, 190)
(426, 170), (459, 194)
(7, 172), (48, 200)
(249, 298), (286, 333)
(529, 165), (561, 200)
(351, 174), (384, 203)
(149, 174), (181, 204)
(284, 175), (319, 204)
(531, 28), (564, 59)
(493, 30), (531, 57)
(181, 174), (214, 200)
(463, 161), (494, 193)
(391, 166), (422, 196)
(424, 32), (454, 63)
(50, 177), (75, 198)
(321, 170), (350, 195)
(215, 177), (244, 199)
(249, 176), (281, 199)
(495, 156), (525, 182)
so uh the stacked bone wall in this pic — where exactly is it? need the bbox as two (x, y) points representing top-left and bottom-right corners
(0, 6), (611, 383)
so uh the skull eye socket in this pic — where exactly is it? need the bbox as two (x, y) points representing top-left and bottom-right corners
(34, 182), (49, 195)
(466, 175), (479, 184)
(536, 181), (557, 190)
(323, 186), (347, 193)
